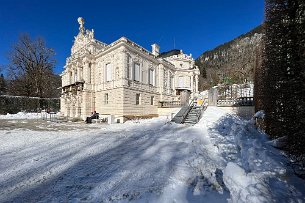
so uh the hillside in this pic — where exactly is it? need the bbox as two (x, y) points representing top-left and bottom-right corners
(196, 25), (264, 90)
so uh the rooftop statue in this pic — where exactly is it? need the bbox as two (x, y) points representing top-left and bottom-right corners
(77, 17), (85, 34)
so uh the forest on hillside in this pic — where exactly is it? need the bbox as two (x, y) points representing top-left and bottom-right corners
(196, 25), (264, 90)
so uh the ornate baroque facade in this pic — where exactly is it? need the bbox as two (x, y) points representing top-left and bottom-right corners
(61, 17), (200, 122)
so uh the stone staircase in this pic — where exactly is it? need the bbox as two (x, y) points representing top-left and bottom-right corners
(171, 100), (207, 125)
(183, 105), (205, 125)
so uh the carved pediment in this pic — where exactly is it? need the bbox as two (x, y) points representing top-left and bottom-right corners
(71, 32), (89, 55)
(71, 17), (100, 55)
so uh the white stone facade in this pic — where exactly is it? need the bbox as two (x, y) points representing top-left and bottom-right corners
(60, 18), (200, 122)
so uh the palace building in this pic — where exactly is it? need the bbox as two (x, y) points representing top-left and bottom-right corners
(60, 17), (200, 122)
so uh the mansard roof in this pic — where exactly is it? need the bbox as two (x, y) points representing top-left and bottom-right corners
(158, 49), (181, 58)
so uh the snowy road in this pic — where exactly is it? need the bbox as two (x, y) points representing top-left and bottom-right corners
(0, 107), (304, 203)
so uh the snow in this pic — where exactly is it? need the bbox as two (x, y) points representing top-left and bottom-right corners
(253, 110), (265, 119)
(0, 107), (304, 203)
(0, 112), (42, 119)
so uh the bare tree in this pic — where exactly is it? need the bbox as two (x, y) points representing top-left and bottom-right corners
(7, 33), (58, 98)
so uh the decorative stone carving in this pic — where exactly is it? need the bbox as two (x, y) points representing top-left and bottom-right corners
(77, 17), (85, 34)
(61, 17), (200, 120)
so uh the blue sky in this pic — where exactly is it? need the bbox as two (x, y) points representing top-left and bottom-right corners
(0, 0), (264, 75)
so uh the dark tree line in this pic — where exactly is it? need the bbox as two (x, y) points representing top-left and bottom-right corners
(255, 0), (305, 165)
(0, 65), (7, 95)
(2, 34), (61, 99)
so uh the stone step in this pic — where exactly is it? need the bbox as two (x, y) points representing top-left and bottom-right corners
(188, 113), (198, 115)
(186, 115), (196, 118)
(184, 120), (196, 123)
(184, 119), (197, 122)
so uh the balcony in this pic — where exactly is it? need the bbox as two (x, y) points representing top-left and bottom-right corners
(158, 101), (181, 108)
(62, 80), (84, 94)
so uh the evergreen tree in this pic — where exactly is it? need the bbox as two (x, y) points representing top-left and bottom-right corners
(261, 0), (305, 164)
(0, 73), (6, 95)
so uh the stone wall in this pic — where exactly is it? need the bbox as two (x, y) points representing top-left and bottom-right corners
(122, 88), (159, 116)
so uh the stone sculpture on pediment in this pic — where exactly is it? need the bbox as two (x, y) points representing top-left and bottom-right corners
(78, 17), (85, 34)
(61, 17), (200, 120)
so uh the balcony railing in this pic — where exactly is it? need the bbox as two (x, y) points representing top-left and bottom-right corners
(159, 101), (181, 108)
(217, 97), (254, 107)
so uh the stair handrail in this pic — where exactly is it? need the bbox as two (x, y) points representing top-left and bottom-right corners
(181, 99), (195, 124)
(195, 101), (207, 122)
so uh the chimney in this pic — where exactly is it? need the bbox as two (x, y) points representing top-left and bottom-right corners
(151, 44), (160, 56)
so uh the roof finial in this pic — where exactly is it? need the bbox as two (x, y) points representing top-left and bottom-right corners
(77, 17), (85, 34)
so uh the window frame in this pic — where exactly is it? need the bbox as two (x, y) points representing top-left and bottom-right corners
(136, 93), (141, 105)
(149, 68), (155, 86)
(105, 63), (112, 82)
(105, 93), (109, 105)
(133, 63), (140, 82)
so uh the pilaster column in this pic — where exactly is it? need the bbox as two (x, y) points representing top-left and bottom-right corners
(72, 70), (75, 83)
(83, 61), (90, 86)
(191, 75), (194, 92)
(195, 75), (199, 93)
(122, 50), (127, 79)
(158, 64), (164, 100)
(77, 67), (81, 81)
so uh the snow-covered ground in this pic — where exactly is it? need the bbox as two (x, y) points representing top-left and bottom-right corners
(0, 112), (42, 120)
(0, 107), (304, 203)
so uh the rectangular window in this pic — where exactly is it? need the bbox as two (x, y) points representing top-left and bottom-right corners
(105, 93), (108, 104)
(105, 63), (112, 82)
(70, 72), (72, 84)
(88, 63), (91, 83)
(179, 76), (184, 87)
(151, 96), (154, 105)
(80, 68), (83, 81)
(74, 71), (78, 83)
(127, 56), (131, 79)
(149, 69), (155, 86)
(169, 73), (173, 89)
(163, 69), (167, 88)
(133, 63), (140, 81)
(136, 93), (141, 105)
